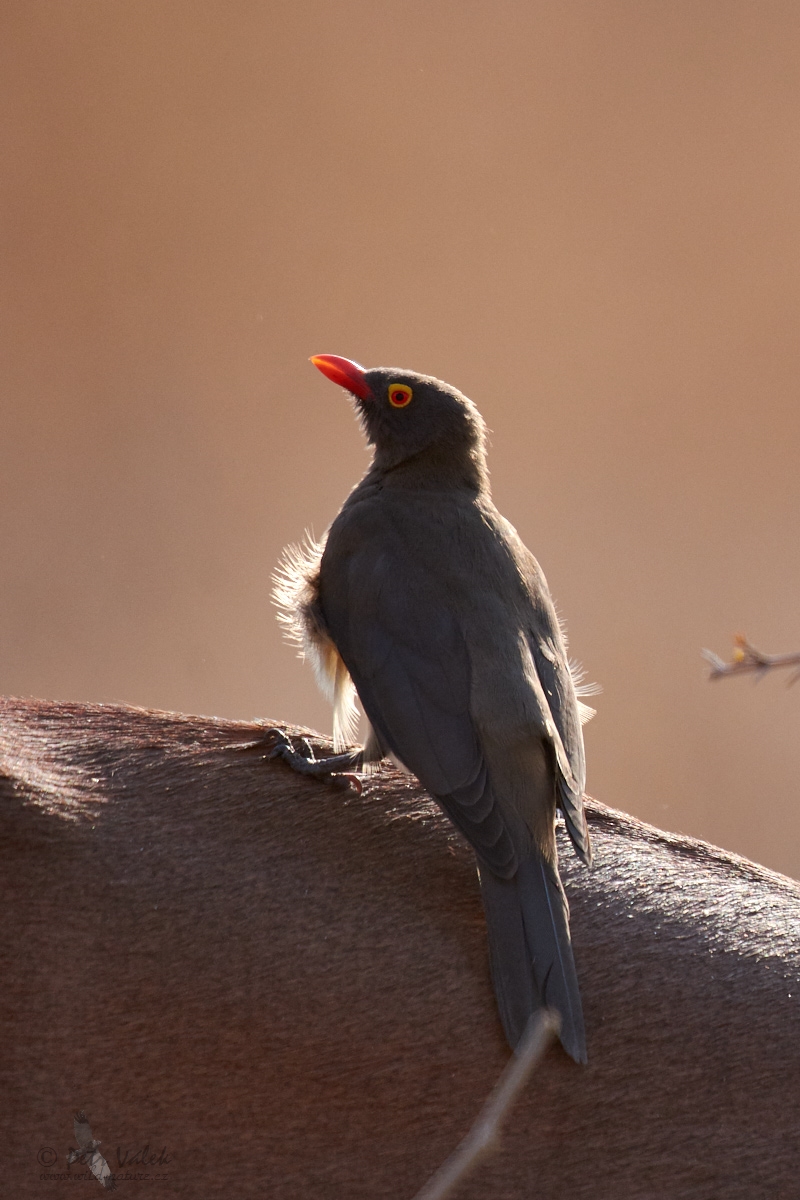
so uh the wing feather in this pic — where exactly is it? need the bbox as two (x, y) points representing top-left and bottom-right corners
(525, 623), (592, 865)
(320, 522), (517, 875)
(319, 499), (591, 873)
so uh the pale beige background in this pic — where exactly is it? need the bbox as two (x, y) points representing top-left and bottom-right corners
(2, 2), (799, 877)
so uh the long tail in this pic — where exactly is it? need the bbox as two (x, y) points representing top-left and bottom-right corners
(478, 852), (587, 1063)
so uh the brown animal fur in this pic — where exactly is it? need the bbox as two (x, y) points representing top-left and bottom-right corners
(2, 697), (798, 1198)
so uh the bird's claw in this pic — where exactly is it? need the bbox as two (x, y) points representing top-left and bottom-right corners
(262, 728), (363, 792)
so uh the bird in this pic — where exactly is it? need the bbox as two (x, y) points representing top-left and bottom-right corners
(272, 354), (596, 1062)
(67, 1112), (116, 1190)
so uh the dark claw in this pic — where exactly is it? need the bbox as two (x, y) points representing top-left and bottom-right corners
(260, 728), (363, 790)
(262, 730), (294, 760)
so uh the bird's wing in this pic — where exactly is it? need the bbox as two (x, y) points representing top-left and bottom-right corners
(88, 1151), (115, 1189)
(521, 559), (591, 864)
(320, 521), (518, 877)
(73, 1113), (92, 1149)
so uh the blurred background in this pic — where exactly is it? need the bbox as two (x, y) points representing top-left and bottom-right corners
(2, 1), (799, 877)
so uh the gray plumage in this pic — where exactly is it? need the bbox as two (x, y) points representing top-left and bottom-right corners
(275, 357), (595, 1062)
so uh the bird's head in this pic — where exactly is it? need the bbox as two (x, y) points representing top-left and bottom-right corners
(310, 354), (488, 489)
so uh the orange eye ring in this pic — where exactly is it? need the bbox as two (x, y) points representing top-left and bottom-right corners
(388, 383), (413, 408)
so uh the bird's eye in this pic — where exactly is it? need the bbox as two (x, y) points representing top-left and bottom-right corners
(388, 384), (413, 408)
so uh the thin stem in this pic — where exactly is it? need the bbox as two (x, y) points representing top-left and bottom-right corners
(703, 635), (800, 684)
(411, 1010), (560, 1200)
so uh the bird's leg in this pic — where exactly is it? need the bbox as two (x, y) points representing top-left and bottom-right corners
(252, 729), (365, 792)
(268, 731), (363, 775)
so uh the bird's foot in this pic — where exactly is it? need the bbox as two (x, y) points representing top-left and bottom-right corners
(261, 729), (364, 793)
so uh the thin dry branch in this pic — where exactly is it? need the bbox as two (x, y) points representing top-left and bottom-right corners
(411, 1010), (561, 1200)
(702, 634), (800, 685)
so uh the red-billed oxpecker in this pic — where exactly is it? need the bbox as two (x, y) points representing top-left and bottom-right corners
(272, 354), (596, 1062)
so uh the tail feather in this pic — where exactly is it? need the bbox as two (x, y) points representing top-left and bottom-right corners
(479, 852), (587, 1063)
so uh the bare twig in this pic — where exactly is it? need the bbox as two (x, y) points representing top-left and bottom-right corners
(702, 634), (800, 685)
(411, 1010), (561, 1200)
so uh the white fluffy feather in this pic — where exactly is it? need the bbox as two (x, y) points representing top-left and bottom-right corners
(272, 532), (359, 750)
